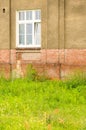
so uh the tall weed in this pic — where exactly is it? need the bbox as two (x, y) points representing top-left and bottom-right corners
(64, 71), (86, 89)
(26, 64), (49, 82)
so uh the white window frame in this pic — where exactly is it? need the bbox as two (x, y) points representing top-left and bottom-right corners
(16, 10), (41, 48)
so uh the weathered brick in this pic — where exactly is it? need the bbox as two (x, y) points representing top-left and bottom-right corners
(0, 49), (86, 79)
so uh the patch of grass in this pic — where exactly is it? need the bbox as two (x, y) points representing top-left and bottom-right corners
(0, 77), (86, 129)
(64, 71), (86, 89)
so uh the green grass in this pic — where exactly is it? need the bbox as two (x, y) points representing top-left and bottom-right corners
(0, 78), (86, 130)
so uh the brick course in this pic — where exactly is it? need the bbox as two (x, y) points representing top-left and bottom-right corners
(0, 50), (10, 63)
(0, 49), (86, 79)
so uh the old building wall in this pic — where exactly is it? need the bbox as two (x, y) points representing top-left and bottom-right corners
(47, 0), (59, 49)
(0, 0), (86, 78)
(65, 0), (86, 49)
(0, 0), (86, 49)
(0, 0), (10, 49)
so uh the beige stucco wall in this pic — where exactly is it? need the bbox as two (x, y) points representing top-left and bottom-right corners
(47, 0), (59, 49)
(0, 0), (86, 49)
(65, 0), (86, 49)
(0, 0), (10, 49)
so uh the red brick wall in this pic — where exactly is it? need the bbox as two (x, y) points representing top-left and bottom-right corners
(41, 49), (86, 78)
(64, 49), (86, 65)
(41, 49), (59, 63)
(41, 49), (86, 65)
(0, 49), (16, 78)
(0, 49), (16, 64)
(0, 50), (10, 63)
(0, 49), (86, 79)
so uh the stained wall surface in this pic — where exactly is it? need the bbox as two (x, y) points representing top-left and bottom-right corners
(0, 0), (86, 79)
(47, 0), (59, 49)
(0, 0), (86, 49)
(0, 0), (10, 49)
(65, 0), (86, 49)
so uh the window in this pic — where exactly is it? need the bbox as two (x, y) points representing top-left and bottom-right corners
(16, 10), (41, 48)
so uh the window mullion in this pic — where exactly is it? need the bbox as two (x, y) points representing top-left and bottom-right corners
(16, 12), (19, 47)
(25, 23), (26, 47)
(25, 12), (26, 47)
(32, 22), (34, 46)
(32, 11), (35, 46)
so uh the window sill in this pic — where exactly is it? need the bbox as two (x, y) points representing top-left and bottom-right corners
(16, 47), (41, 53)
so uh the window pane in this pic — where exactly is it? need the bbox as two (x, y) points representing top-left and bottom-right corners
(19, 35), (25, 45)
(26, 11), (32, 20)
(35, 23), (41, 33)
(19, 12), (25, 20)
(35, 10), (41, 20)
(26, 35), (32, 45)
(34, 23), (41, 45)
(19, 24), (25, 35)
(35, 34), (41, 45)
(26, 24), (32, 34)
(17, 10), (41, 47)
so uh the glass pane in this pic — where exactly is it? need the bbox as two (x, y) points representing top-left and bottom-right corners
(19, 24), (25, 35)
(19, 35), (25, 45)
(35, 34), (41, 45)
(26, 35), (32, 45)
(26, 24), (32, 34)
(35, 10), (41, 20)
(19, 12), (25, 20)
(26, 11), (32, 20)
(34, 23), (41, 45)
(35, 23), (41, 33)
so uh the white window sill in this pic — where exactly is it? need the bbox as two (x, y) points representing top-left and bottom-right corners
(16, 46), (41, 53)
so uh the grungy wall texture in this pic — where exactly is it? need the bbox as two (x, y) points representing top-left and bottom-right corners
(65, 0), (86, 49)
(47, 0), (59, 49)
(0, 0), (10, 49)
(10, 0), (86, 49)
(0, 0), (86, 49)
(0, 0), (86, 78)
